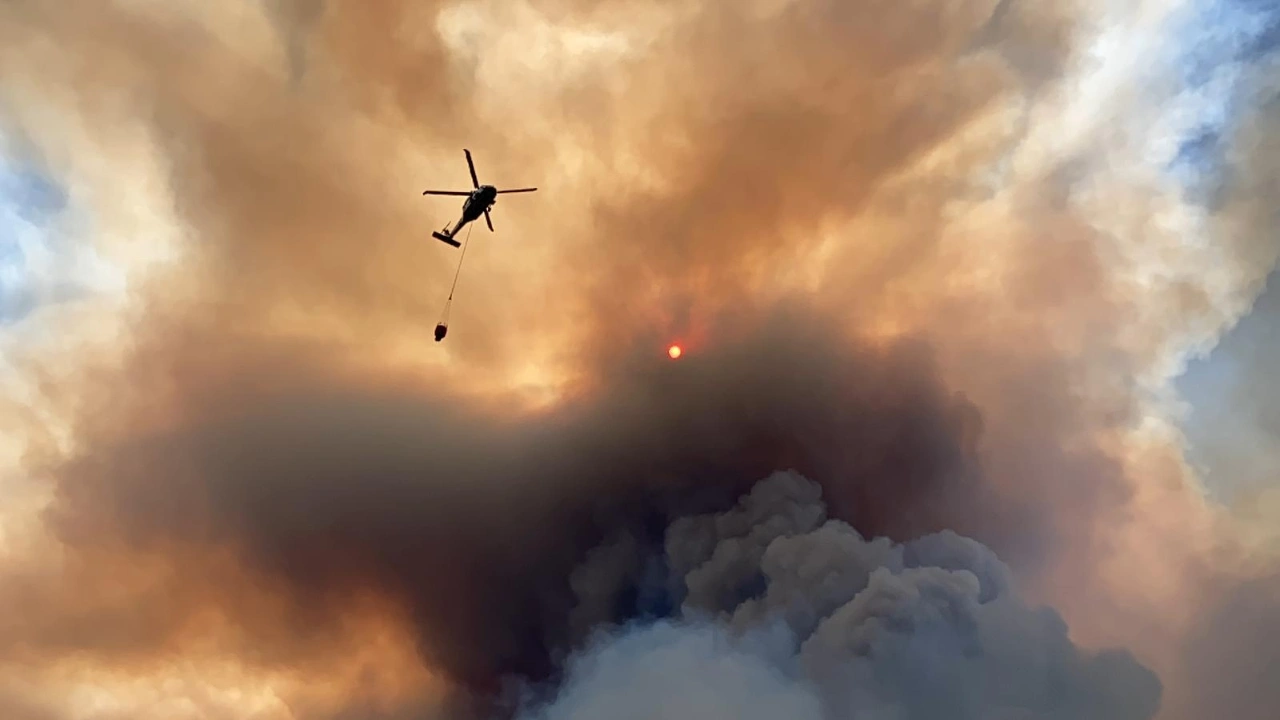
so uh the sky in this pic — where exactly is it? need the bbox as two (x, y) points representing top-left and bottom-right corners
(0, 1), (1278, 719)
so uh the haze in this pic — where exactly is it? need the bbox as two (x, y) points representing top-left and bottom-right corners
(1, 1), (1278, 719)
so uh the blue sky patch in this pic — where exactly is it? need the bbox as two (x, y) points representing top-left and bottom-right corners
(0, 149), (84, 326)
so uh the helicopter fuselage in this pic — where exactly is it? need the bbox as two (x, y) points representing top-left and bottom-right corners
(461, 185), (498, 222)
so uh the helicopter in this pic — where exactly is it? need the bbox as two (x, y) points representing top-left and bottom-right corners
(422, 149), (538, 247)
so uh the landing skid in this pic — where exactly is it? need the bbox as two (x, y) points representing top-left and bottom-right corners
(432, 231), (461, 247)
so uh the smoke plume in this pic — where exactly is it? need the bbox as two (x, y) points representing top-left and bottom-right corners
(0, 0), (1278, 719)
(522, 472), (1161, 720)
(19, 304), (1004, 693)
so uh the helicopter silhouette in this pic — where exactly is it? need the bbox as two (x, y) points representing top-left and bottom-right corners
(422, 149), (538, 247)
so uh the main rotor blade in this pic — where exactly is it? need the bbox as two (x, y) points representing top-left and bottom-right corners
(484, 209), (494, 232)
(422, 190), (472, 196)
(495, 187), (538, 194)
(464, 149), (480, 189)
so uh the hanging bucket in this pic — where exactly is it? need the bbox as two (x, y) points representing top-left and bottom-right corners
(435, 223), (471, 344)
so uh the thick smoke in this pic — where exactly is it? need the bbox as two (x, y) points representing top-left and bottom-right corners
(1, 0), (1278, 719)
(522, 472), (1161, 720)
(19, 304), (1005, 697)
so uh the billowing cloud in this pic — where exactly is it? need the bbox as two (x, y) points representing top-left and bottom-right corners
(10, 306), (997, 693)
(0, 0), (1276, 719)
(524, 472), (1161, 720)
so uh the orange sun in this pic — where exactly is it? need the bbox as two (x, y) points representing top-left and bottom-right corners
(667, 344), (683, 359)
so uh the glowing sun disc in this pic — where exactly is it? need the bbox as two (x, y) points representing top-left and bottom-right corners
(667, 344), (683, 359)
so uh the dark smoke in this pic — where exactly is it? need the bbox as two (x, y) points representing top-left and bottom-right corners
(34, 302), (1034, 701)
(516, 471), (1161, 720)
